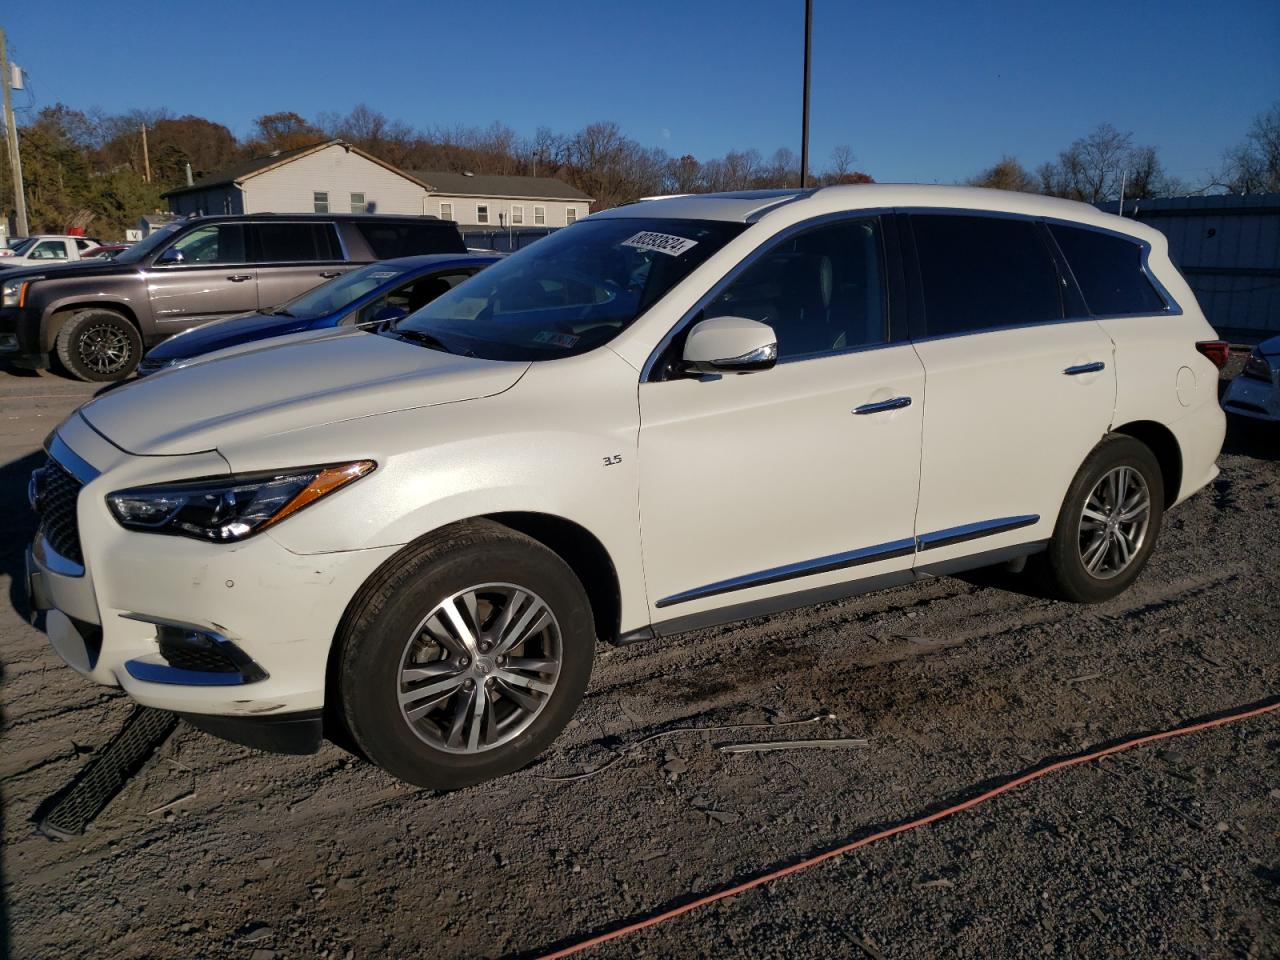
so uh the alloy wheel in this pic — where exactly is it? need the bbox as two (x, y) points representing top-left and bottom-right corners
(1077, 466), (1151, 580)
(396, 583), (562, 754)
(78, 323), (132, 375)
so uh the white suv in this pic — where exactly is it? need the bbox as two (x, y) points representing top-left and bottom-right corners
(27, 185), (1226, 788)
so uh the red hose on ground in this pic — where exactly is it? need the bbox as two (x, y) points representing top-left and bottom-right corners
(535, 697), (1280, 959)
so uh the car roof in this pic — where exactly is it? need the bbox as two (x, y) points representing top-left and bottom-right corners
(591, 183), (1161, 242)
(178, 213), (450, 224)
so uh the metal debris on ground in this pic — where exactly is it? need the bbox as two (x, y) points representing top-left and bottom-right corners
(540, 710), (836, 783)
(717, 737), (870, 754)
(34, 707), (178, 839)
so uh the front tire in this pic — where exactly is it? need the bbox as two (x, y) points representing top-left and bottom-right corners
(336, 521), (595, 789)
(55, 309), (142, 381)
(1037, 434), (1165, 603)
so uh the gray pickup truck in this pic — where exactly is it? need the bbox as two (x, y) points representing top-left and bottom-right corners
(0, 213), (466, 381)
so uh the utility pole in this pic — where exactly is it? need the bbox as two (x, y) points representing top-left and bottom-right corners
(799, 0), (813, 188)
(141, 123), (151, 183)
(1117, 168), (1127, 216)
(0, 28), (29, 237)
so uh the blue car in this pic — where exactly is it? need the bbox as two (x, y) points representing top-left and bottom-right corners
(137, 253), (499, 375)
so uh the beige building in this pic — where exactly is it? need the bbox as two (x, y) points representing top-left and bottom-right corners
(410, 171), (592, 228)
(164, 141), (593, 229)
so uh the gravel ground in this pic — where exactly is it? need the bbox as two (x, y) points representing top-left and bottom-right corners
(1, 359), (1277, 960)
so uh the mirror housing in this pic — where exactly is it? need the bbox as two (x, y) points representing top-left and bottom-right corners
(155, 247), (184, 266)
(682, 316), (778, 374)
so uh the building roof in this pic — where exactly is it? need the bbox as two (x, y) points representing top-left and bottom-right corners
(412, 170), (592, 202)
(162, 140), (429, 198)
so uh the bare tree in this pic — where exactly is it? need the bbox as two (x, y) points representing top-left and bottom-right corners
(1215, 101), (1280, 194)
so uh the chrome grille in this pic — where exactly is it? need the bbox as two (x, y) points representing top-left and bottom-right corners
(39, 457), (84, 565)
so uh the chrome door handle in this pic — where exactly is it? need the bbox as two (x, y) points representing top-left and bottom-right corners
(854, 396), (912, 415)
(226, 274), (253, 282)
(1064, 361), (1105, 375)
(319, 271), (340, 279)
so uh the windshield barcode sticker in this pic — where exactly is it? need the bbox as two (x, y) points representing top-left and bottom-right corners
(621, 231), (699, 257)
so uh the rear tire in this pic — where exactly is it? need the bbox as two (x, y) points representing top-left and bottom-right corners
(336, 520), (595, 789)
(55, 309), (142, 381)
(1036, 434), (1165, 603)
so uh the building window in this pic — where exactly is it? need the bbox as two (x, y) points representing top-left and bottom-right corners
(350, 192), (367, 214)
(565, 207), (578, 224)
(511, 204), (524, 225)
(534, 206), (546, 225)
(440, 202), (453, 221)
(313, 191), (329, 214)
(477, 204), (490, 225)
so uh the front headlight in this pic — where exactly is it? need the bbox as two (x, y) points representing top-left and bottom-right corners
(106, 461), (375, 542)
(2, 276), (34, 308)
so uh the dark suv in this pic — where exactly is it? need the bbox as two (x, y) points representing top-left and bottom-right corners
(0, 213), (466, 381)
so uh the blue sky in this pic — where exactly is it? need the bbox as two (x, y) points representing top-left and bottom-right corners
(7, 0), (1278, 185)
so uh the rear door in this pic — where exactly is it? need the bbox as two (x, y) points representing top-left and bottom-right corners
(904, 212), (1116, 569)
(145, 223), (258, 333)
(250, 221), (353, 310)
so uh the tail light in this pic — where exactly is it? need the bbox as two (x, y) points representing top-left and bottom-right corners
(1195, 340), (1230, 370)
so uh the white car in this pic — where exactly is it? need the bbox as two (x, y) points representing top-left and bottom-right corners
(27, 185), (1226, 788)
(0, 234), (102, 267)
(1221, 335), (1280, 423)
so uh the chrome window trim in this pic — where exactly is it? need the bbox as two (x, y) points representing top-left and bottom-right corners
(640, 207), (899, 383)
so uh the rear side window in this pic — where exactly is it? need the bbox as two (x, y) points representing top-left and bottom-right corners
(911, 215), (1062, 337)
(355, 221), (466, 259)
(252, 222), (341, 263)
(1049, 224), (1167, 316)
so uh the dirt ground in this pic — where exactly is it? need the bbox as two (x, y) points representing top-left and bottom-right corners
(1, 360), (1277, 960)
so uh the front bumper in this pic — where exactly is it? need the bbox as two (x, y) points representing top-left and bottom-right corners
(29, 420), (400, 740)
(0, 305), (46, 366)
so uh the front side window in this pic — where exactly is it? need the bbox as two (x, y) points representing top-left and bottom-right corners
(566, 207), (578, 225)
(534, 206), (546, 226)
(911, 214), (1062, 337)
(314, 191), (329, 213)
(32, 240), (68, 260)
(1049, 224), (1167, 316)
(251, 222), (341, 263)
(161, 224), (247, 265)
(350, 192), (366, 214)
(477, 204), (490, 225)
(391, 217), (746, 361)
(349, 270), (475, 326)
(703, 218), (887, 361)
(511, 205), (524, 225)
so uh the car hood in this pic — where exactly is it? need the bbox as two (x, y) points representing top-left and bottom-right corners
(1257, 334), (1280, 358)
(146, 311), (318, 361)
(79, 329), (529, 456)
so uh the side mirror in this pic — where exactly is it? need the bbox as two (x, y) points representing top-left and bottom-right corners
(681, 316), (778, 374)
(368, 305), (409, 327)
(155, 247), (184, 266)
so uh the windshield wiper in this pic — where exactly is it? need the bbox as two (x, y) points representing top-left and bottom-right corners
(390, 328), (453, 354)
(269, 307), (294, 317)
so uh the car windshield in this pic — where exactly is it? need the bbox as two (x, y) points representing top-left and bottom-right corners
(115, 224), (183, 264)
(9, 237), (37, 254)
(280, 263), (406, 319)
(390, 218), (746, 360)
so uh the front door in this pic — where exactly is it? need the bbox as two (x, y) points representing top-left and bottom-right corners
(638, 216), (925, 626)
(904, 213), (1117, 568)
(145, 223), (258, 333)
